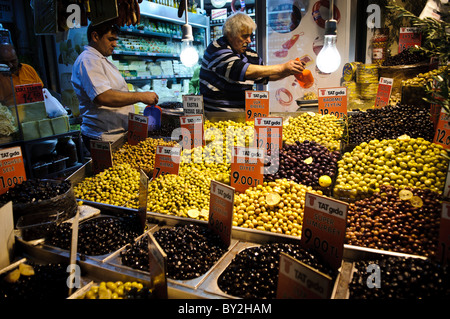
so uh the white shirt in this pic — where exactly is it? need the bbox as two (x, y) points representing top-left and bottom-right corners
(71, 45), (134, 142)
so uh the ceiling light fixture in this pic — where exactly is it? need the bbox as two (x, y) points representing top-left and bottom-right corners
(316, 0), (341, 74)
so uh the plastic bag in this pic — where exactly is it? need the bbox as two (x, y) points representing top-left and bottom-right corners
(43, 88), (67, 118)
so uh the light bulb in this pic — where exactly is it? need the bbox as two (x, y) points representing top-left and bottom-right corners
(180, 41), (199, 67)
(316, 34), (341, 73)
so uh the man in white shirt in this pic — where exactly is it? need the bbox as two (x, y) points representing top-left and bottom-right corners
(71, 22), (158, 149)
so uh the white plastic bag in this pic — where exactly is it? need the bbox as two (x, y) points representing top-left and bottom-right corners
(43, 88), (67, 118)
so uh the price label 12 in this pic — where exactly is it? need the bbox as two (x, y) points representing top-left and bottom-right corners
(209, 180), (235, 248)
(128, 113), (148, 145)
(153, 146), (181, 179)
(318, 87), (347, 119)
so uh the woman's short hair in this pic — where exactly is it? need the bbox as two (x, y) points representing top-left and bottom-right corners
(87, 21), (120, 43)
(223, 12), (256, 38)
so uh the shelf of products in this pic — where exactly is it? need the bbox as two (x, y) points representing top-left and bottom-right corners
(110, 2), (209, 106)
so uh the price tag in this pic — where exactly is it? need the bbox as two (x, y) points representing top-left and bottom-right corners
(138, 169), (149, 233)
(438, 202), (450, 266)
(254, 117), (283, 154)
(433, 110), (450, 149)
(15, 83), (44, 104)
(90, 140), (113, 174)
(153, 146), (181, 179)
(318, 87), (347, 119)
(231, 147), (264, 193)
(245, 90), (269, 121)
(0, 146), (26, 195)
(209, 180), (234, 248)
(180, 115), (205, 150)
(399, 27), (422, 53)
(182, 95), (204, 115)
(301, 192), (348, 271)
(374, 77), (394, 109)
(276, 252), (333, 299)
(127, 113), (148, 145)
(147, 232), (168, 299)
(68, 210), (79, 296)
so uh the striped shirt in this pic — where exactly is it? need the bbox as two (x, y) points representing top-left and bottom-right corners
(199, 36), (267, 109)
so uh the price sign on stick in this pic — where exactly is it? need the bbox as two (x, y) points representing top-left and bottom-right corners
(15, 83), (44, 104)
(180, 115), (204, 150)
(276, 252), (333, 299)
(138, 169), (149, 233)
(254, 117), (283, 155)
(399, 27), (422, 53)
(153, 146), (181, 179)
(318, 87), (347, 119)
(374, 77), (394, 109)
(301, 192), (348, 271)
(245, 91), (269, 121)
(127, 113), (148, 145)
(438, 202), (450, 266)
(0, 146), (26, 195)
(231, 147), (264, 193)
(183, 95), (204, 115)
(209, 180), (235, 248)
(433, 110), (450, 149)
(90, 140), (113, 174)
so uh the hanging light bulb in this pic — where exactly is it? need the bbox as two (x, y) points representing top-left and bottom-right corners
(180, 1), (199, 67)
(180, 24), (199, 67)
(316, 1), (341, 74)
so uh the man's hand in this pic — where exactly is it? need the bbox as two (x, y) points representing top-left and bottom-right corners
(138, 91), (159, 105)
(280, 59), (305, 77)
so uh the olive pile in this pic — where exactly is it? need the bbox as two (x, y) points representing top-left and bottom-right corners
(402, 65), (448, 87)
(46, 216), (140, 256)
(79, 281), (153, 299)
(265, 140), (340, 188)
(347, 103), (435, 145)
(283, 113), (344, 151)
(113, 137), (178, 175)
(0, 179), (71, 205)
(233, 179), (322, 237)
(349, 256), (450, 299)
(121, 224), (227, 280)
(334, 136), (448, 200)
(382, 48), (428, 66)
(146, 168), (211, 219)
(73, 164), (140, 208)
(217, 243), (336, 299)
(346, 185), (441, 257)
(0, 263), (72, 299)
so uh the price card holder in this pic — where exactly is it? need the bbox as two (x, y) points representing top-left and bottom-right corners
(301, 192), (348, 271)
(127, 113), (148, 145)
(399, 27), (422, 53)
(180, 115), (205, 150)
(254, 117), (283, 155)
(276, 252), (333, 299)
(153, 146), (181, 179)
(433, 110), (450, 149)
(68, 209), (80, 296)
(209, 180), (235, 248)
(138, 169), (149, 233)
(14, 83), (44, 104)
(231, 147), (264, 194)
(374, 77), (394, 109)
(245, 90), (269, 121)
(147, 232), (168, 299)
(0, 146), (26, 196)
(0, 202), (14, 269)
(90, 140), (113, 174)
(182, 95), (204, 115)
(438, 201), (450, 266)
(318, 87), (347, 119)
